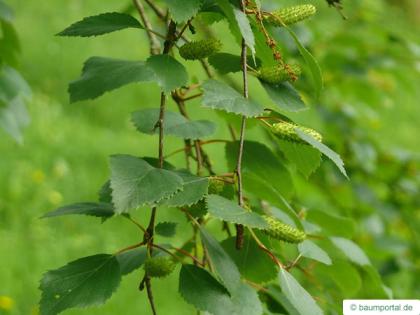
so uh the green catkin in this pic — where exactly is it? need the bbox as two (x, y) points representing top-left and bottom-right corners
(257, 64), (301, 84)
(265, 4), (317, 27)
(179, 39), (222, 60)
(144, 257), (176, 278)
(272, 121), (323, 144)
(262, 215), (306, 244)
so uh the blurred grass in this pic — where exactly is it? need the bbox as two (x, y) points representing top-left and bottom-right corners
(0, 0), (419, 314)
(0, 1), (200, 314)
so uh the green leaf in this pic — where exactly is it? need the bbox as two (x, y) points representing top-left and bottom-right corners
(161, 0), (202, 22)
(359, 265), (390, 299)
(0, 0), (13, 22)
(160, 171), (209, 207)
(279, 268), (323, 315)
(69, 55), (187, 102)
(69, 57), (153, 103)
(146, 54), (188, 93)
(330, 237), (371, 266)
(179, 264), (262, 315)
(208, 53), (242, 74)
(98, 181), (112, 203)
(206, 194), (268, 229)
(57, 12), (143, 37)
(208, 53), (261, 74)
(131, 108), (216, 139)
(39, 254), (121, 315)
(284, 26), (323, 99)
(225, 141), (296, 219)
(261, 82), (307, 112)
(200, 227), (241, 293)
(155, 222), (177, 237)
(0, 66), (31, 144)
(42, 202), (114, 219)
(109, 155), (183, 213)
(116, 247), (147, 276)
(316, 260), (362, 296)
(232, 6), (255, 54)
(222, 235), (278, 284)
(266, 286), (300, 315)
(0, 96), (29, 144)
(296, 129), (348, 178)
(0, 20), (20, 66)
(228, 283), (263, 315)
(298, 240), (332, 265)
(306, 210), (356, 238)
(179, 264), (232, 314)
(214, 1), (255, 54)
(275, 139), (321, 178)
(202, 79), (264, 117)
(0, 66), (31, 103)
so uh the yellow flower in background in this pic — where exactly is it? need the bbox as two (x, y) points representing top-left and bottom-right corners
(48, 191), (63, 205)
(0, 295), (14, 311)
(31, 170), (46, 184)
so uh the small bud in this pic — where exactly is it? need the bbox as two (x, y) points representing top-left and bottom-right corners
(272, 121), (322, 144)
(144, 257), (176, 278)
(262, 215), (306, 244)
(179, 39), (222, 60)
(265, 4), (317, 27)
(257, 64), (301, 84)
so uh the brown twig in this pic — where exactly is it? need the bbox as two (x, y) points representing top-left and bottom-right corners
(164, 139), (229, 159)
(115, 241), (145, 255)
(248, 228), (284, 268)
(139, 20), (178, 315)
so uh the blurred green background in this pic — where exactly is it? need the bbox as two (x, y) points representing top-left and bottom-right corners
(0, 0), (419, 314)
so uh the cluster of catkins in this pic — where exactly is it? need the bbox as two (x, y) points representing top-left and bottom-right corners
(146, 5), (322, 274)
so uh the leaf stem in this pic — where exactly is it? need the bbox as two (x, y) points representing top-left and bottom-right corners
(124, 214), (147, 233)
(248, 228), (284, 268)
(164, 139), (229, 159)
(115, 241), (145, 255)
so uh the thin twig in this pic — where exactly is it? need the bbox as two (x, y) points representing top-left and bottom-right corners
(133, 0), (161, 55)
(143, 0), (166, 20)
(164, 139), (229, 159)
(248, 228), (284, 268)
(235, 0), (249, 250)
(124, 215), (147, 233)
(115, 241), (145, 255)
(182, 93), (203, 102)
(140, 20), (178, 315)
